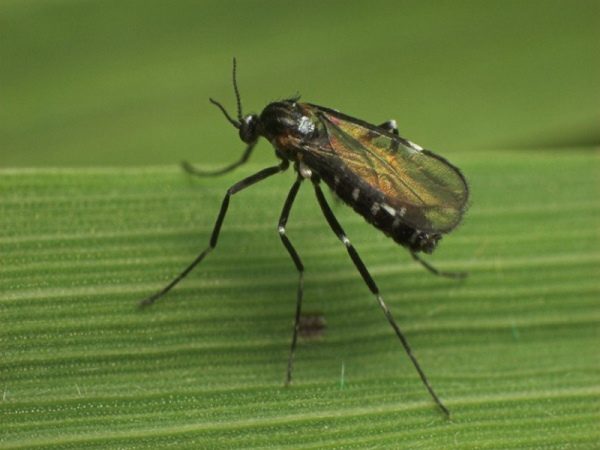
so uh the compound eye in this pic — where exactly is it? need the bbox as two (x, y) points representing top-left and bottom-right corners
(239, 115), (258, 144)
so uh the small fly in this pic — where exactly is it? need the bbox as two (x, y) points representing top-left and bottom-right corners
(140, 59), (469, 417)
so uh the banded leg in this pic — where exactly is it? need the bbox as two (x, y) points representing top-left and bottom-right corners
(182, 142), (256, 177)
(411, 251), (467, 280)
(313, 180), (450, 417)
(139, 161), (288, 307)
(277, 175), (305, 385)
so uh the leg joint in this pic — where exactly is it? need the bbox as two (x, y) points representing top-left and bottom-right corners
(341, 235), (351, 248)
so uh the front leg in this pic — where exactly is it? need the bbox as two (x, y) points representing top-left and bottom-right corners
(139, 160), (288, 307)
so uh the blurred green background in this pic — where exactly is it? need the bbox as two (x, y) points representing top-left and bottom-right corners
(1, 0), (598, 168)
(2, 1), (600, 448)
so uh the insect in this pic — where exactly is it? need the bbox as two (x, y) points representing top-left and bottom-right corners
(140, 59), (469, 417)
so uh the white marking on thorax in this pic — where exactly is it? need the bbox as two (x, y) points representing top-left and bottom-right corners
(352, 188), (360, 201)
(399, 206), (407, 217)
(298, 116), (315, 135)
(298, 162), (312, 179)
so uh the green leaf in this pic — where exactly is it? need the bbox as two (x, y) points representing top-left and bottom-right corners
(2, 149), (598, 448)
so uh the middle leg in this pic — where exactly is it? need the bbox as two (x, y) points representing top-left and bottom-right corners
(277, 175), (305, 385)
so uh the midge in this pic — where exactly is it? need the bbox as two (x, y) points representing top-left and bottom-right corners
(140, 59), (469, 416)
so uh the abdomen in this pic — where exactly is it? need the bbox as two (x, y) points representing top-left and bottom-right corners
(313, 160), (440, 254)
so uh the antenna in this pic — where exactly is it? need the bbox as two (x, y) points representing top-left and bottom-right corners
(232, 57), (243, 122)
(209, 58), (244, 129)
(209, 98), (240, 128)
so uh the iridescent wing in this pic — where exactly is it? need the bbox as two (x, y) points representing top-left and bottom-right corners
(309, 105), (469, 233)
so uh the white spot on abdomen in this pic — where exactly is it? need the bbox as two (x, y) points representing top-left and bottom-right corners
(298, 116), (315, 136)
(352, 188), (360, 201)
(382, 203), (396, 216)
